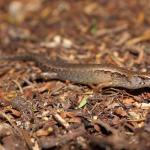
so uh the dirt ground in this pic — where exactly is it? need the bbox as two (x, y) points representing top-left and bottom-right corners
(0, 0), (150, 150)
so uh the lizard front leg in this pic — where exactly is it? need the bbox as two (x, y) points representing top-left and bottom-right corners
(31, 72), (58, 81)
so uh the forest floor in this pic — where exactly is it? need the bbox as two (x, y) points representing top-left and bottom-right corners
(0, 0), (150, 149)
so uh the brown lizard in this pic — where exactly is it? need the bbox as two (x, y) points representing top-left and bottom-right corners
(0, 53), (150, 89)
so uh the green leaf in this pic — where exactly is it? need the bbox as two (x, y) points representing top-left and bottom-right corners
(78, 96), (88, 108)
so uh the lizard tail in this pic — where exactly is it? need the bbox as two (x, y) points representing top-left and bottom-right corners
(0, 53), (40, 62)
(0, 53), (52, 71)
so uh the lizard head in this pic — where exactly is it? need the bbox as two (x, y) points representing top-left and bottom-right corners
(129, 73), (150, 89)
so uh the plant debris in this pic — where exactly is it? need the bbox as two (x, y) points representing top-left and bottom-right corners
(0, 0), (150, 149)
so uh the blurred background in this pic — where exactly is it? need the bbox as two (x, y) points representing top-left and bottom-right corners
(0, 0), (150, 68)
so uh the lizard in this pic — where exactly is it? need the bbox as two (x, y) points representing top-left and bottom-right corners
(0, 53), (150, 89)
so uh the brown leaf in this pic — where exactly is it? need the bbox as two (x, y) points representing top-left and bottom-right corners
(114, 107), (127, 117)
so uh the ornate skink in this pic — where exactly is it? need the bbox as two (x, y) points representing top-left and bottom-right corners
(0, 53), (150, 89)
